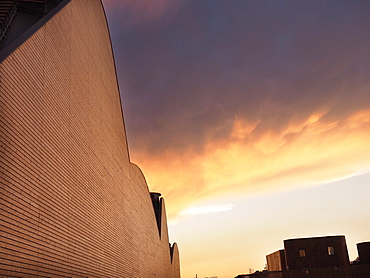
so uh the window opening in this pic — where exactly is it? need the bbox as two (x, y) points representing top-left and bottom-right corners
(299, 248), (306, 258)
(328, 246), (335, 256)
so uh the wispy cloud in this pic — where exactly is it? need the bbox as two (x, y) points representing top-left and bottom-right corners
(180, 205), (236, 216)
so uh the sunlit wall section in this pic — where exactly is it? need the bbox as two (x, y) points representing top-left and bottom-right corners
(0, 0), (180, 277)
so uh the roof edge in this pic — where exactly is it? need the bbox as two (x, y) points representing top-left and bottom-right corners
(0, 0), (72, 63)
(284, 235), (346, 242)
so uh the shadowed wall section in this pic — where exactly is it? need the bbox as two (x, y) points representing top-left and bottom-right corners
(0, 0), (180, 277)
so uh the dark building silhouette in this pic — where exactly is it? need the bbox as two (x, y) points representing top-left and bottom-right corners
(284, 235), (350, 270)
(0, 0), (180, 277)
(357, 242), (370, 265)
(236, 236), (370, 278)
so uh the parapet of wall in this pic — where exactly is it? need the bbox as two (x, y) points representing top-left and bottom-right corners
(0, 0), (180, 277)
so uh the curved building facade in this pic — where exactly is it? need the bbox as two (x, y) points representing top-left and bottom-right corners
(0, 0), (180, 277)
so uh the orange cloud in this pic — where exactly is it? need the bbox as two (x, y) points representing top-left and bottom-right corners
(130, 108), (370, 218)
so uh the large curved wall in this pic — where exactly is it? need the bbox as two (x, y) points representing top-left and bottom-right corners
(0, 0), (180, 277)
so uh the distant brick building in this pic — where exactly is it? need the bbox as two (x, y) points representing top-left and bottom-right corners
(266, 250), (287, 271)
(236, 236), (370, 278)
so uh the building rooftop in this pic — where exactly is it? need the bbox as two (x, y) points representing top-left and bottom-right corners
(0, 0), (64, 51)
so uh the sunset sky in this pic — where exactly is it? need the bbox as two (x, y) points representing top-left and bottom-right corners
(101, 1), (370, 277)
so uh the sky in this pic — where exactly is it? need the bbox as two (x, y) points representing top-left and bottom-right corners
(101, 1), (370, 277)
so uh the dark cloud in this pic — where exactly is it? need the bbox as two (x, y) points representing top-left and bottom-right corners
(103, 0), (370, 156)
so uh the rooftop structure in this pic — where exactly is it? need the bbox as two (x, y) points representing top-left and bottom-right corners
(284, 235), (350, 270)
(357, 242), (370, 265)
(0, 0), (64, 49)
(237, 236), (370, 278)
(266, 250), (286, 272)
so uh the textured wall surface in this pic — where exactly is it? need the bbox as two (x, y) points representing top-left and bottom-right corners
(0, 0), (180, 277)
(266, 250), (286, 272)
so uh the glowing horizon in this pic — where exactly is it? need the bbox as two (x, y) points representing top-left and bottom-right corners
(130, 108), (370, 218)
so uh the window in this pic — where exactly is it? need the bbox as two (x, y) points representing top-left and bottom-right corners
(328, 246), (335, 256)
(299, 248), (306, 258)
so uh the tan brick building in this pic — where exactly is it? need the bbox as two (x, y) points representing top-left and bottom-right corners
(266, 250), (286, 272)
(0, 1), (180, 277)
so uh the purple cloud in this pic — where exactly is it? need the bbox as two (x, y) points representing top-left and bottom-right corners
(103, 0), (370, 156)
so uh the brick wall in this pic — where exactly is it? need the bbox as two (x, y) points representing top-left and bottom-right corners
(266, 250), (286, 272)
(0, 0), (180, 277)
